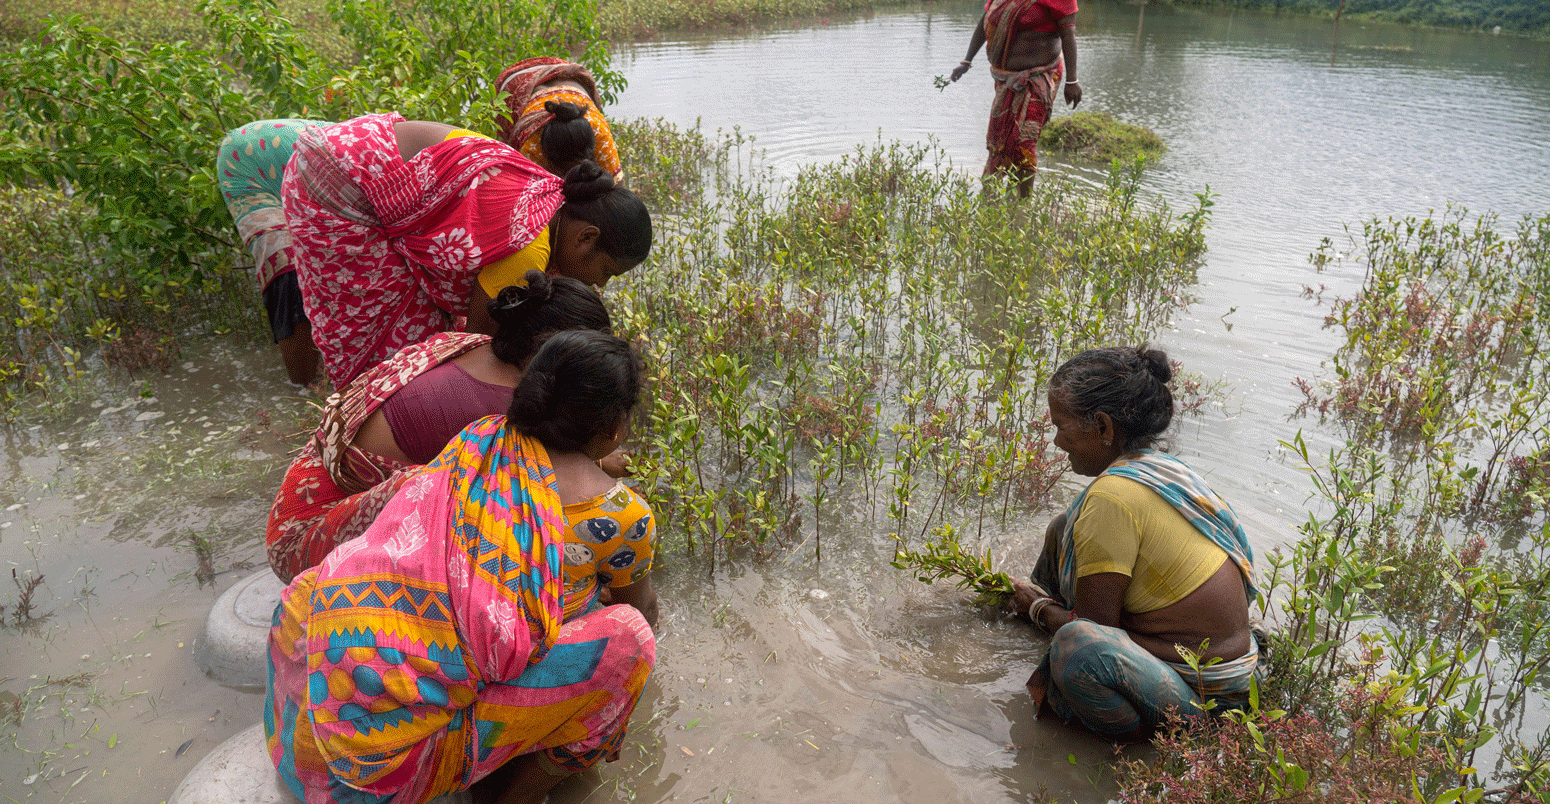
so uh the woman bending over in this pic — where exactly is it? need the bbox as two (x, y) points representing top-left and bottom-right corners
(266, 329), (656, 804)
(495, 56), (624, 182)
(265, 271), (617, 583)
(282, 113), (650, 386)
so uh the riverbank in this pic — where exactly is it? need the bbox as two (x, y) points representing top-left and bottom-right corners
(0, 0), (927, 45)
(1165, 0), (1550, 39)
(599, 0), (929, 39)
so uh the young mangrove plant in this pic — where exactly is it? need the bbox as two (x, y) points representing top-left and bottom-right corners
(607, 121), (1215, 570)
(891, 524), (1016, 609)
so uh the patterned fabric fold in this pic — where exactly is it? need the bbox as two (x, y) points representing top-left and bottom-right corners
(265, 332), (490, 583)
(317, 332), (491, 495)
(495, 57), (623, 180)
(266, 418), (656, 804)
(218, 118), (329, 292)
(282, 112), (563, 386)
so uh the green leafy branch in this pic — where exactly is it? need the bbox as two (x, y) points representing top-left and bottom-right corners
(891, 524), (1015, 609)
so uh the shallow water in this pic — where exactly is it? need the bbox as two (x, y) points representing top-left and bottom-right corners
(612, 0), (1550, 554)
(4, 3), (1550, 802)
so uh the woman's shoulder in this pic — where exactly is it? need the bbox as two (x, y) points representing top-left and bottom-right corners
(564, 481), (653, 547)
(564, 480), (648, 516)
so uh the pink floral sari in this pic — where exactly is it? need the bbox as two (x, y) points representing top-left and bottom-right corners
(281, 112), (563, 386)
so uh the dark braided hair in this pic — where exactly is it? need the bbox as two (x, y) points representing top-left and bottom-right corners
(558, 161), (651, 266)
(1050, 344), (1174, 452)
(539, 100), (595, 171)
(487, 271), (611, 369)
(507, 329), (642, 453)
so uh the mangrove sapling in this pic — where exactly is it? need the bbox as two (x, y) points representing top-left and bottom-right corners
(6, 568), (47, 627)
(891, 524), (1015, 610)
(610, 123), (1209, 566)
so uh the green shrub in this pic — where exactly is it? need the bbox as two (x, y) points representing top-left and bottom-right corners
(1040, 111), (1166, 164)
(0, 0), (618, 407)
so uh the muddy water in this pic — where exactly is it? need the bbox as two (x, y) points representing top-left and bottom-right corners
(612, 0), (1550, 545)
(5, 4), (1550, 804)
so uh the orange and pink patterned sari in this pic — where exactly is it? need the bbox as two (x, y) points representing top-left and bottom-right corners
(265, 417), (655, 804)
(495, 57), (623, 181)
(282, 112), (563, 386)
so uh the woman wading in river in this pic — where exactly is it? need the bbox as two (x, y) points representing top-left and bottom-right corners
(1012, 346), (1262, 742)
(950, 0), (1082, 197)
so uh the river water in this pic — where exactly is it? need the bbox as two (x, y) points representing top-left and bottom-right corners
(3, 3), (1549, 803)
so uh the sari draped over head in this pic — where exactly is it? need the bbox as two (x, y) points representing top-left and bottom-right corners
(282, 112), (563, 386)
(980, 0), (1075, 175)
(494, 57), (623, 181)
(266, 417), (655, 804)
(265, 332), (491, 583)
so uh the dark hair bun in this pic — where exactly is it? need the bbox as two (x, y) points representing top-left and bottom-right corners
(1140, 346), (1172, 384)
(485, 271), (611, 369)
(1050, 344), (1175, 451)
(506, 330), (642, 453)
(488, 270), (553, 317)
(544, 100), (586, 122)
(562, 160), (615, 203)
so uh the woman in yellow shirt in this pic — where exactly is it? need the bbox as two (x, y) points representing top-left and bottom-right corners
(1011, 345), (1262, 742)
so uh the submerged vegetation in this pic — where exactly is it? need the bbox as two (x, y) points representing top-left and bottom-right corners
(611, 120), (1212, 567)
(1041, 112), (1166, 164)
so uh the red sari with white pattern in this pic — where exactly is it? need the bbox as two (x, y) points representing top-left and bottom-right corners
(280, 112), (562, 387)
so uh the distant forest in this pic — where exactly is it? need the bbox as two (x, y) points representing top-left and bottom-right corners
(1168, 0), (1550, 36)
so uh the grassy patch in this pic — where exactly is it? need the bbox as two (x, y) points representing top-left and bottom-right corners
(598, 0), (920, 39)
(1040, 111), (1166, 164)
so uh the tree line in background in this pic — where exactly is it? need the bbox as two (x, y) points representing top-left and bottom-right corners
(1170, 0), (1550, 37)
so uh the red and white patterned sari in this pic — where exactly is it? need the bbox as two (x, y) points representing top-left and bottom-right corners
(265, 332), (490, 583)
(281, 112), (563, 386)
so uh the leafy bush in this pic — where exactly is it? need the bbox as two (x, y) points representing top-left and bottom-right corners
(0, 0), (618, 407)
(1041, 111), (1166, 164)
